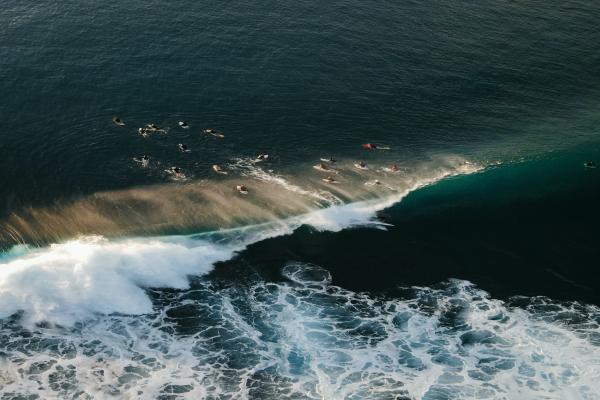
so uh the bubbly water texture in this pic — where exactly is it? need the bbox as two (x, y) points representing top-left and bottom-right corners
(0, 263), (598, 399)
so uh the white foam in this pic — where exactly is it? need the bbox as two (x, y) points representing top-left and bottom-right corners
(1, 264), (598, 399)
(0, 236), (241, 327)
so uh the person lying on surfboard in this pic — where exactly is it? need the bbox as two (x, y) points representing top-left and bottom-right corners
(212, 164), (227, 174)
(362, 143), (390, 150)
(112, 117), (125, 126)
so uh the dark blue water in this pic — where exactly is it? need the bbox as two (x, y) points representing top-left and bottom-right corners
(2, 0), (599, 211)
(1, 1), (600, 398)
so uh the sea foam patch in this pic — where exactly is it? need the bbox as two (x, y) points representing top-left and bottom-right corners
(0, 236), (238, 326)
(0, 264), (597, 399)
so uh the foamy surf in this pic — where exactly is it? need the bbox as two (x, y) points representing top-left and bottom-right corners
(0, 263), (598, 399)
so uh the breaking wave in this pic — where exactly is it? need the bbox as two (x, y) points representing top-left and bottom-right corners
(0, 155), (481, 328)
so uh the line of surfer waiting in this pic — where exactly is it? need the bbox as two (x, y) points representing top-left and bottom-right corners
(113, 116), (406, 195)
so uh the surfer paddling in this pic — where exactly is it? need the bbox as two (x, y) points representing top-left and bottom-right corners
(204, 128), (225, 138)
(178, 143), (190, 152)
(354, 161), (368, 170)
(212, 164), (227, 174)
(320, 157), (336, 163)
(166, 166), (186, 180)
(146, 123), (166, 133)
(314, 162), (338, 174)
(112, 117), (125, 127)
(362, 143), (377, 150)
(362, 143), (390, 150)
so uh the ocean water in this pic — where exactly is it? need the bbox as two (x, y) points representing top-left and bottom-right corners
(1, 0), (600, 399)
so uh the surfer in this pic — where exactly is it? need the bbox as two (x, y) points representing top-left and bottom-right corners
(314, 162), (337, 173)
(178, 143), (189, 152)
(355, 161), (367, 170)
(112, 117), (125, 127)
(323, 175), (336, 183)
(212, 164), (227, 174)
(167, 166), (185, 179)
(204, 128), (225, 138)
(256, 154), (268, 161)
(585, 161), (596, 168)
(236, 185), (249, 194)
(320, 157), (336, 163)
(362, 143), (390, 150)
(390, 163), (399, 172)
(146, 123), (166, 133)
(179, 121), (189, 129)
(135, 155), (149, 167)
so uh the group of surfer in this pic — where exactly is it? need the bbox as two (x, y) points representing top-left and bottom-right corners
(314, 147), (399, 185)
(114, 116), (268, 194)
(115, 117), (404, 195)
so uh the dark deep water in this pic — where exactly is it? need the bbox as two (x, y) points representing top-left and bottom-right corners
(1, 0), (600, 398)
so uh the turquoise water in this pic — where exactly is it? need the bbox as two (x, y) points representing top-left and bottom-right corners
(1, 1), (600, 398)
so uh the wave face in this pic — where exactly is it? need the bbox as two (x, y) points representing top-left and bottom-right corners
(0, 154), (480, 248)
(0, 263), (598, 399)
